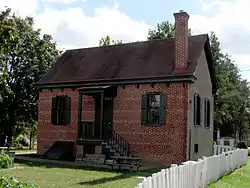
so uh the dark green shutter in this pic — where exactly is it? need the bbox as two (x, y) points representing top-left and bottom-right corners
(204, 99), (207, 127)
(51, 97), (57, 124)
(193, 95), (197, 125)
(197, 95), (201, 125)
(207, 100), (210, 127)
(159, 93), (167, 125)
(141, 94), (148, 125)
(63, 96), (71, 125)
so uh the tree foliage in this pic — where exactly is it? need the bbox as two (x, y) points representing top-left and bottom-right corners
(147, 21), (192, 40)
(99, 35), (123, 46)
(0, 8), (60, 145)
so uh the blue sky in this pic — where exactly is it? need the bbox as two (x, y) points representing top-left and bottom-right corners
(1, 0), (250, 80)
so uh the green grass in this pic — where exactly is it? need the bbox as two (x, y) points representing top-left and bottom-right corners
(208, 158), (250, 188)
(13, 149), (36, 154)
(0, 162), (158, 188)
(2, 156), (249, 188)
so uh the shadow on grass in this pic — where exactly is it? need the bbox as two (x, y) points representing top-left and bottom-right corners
(16, 159), (162, 186)
(16, 159), (161, 173)
(14, 154), (163, 186)
(77, 167), (162, 185)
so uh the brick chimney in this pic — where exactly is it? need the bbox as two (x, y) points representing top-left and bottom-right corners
(174, 10), (189, 71)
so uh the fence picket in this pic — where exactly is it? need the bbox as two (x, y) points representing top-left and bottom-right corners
(137, 146), (248, 188)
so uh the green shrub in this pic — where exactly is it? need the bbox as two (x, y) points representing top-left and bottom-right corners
(237, 141), (248, 149)
(0, 149), (13, 169)
(0, 177), (35, 188)
(16, 135), (30, 147)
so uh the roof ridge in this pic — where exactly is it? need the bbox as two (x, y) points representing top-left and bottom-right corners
(67, 34), (208, 52)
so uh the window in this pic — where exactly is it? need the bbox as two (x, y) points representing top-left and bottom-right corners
(194, 144), (198, 153)
(193, 94), (201, 125)
(204, 98), (210, 127)
(141, 93), (167, 126)
(224, 140), (230, 146)
(51, 96), (71, 125)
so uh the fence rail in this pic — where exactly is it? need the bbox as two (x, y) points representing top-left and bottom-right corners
(137, 147), (248, 188)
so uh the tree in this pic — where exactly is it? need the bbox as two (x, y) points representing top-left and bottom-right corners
(209, 33), (250, 140)
(147, 21), (192, 40)
(0, 8), (61, 145)
(99, 35), (123, 46)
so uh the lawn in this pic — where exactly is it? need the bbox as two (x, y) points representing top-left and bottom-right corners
(208, 157), (250, 188)
(0, 161), (157, 188)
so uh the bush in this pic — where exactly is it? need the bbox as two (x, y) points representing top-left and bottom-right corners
(16, 135), (30, 147)
(0, 177), (35, 188)
(237, 141), (248, 149)
(0, 150), (13, 169)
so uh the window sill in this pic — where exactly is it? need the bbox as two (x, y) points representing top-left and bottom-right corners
(194, 124), (201, 127)
(52, 124), (69, 126)
(142, 124), (165, 127)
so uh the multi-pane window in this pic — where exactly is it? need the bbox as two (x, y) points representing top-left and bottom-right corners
(51, 96), (71, 125)
(141, 93), (167, 126)
(193, 94), (201, 125)
(204, 98), (211, 127)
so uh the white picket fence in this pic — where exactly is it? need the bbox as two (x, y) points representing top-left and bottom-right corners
(137, 148), (248, 188)
(213, 144), (236, 155)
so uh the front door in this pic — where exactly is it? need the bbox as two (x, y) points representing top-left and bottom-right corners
(103, 97), (114, 138)
(94, 96), (114, 139)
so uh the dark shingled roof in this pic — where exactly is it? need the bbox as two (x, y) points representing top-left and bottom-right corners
(37, 34), (215, 88)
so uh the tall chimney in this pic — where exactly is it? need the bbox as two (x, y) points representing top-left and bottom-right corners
(173, 10), (189, 71)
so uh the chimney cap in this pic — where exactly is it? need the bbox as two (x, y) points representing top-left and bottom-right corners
(173, 10), (189, 18)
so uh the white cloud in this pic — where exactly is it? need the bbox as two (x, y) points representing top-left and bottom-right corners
(190, 0), (250, 80)
(42, 0), (86, 4)
(0, 0), (151, 51)
(0, 0), (38, 17)
(33, 3), (151, 50)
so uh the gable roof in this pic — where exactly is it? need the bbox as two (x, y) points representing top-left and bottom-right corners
(36, 34), (217, 93)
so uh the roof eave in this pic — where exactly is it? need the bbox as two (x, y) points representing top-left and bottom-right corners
(204, 35), (219, 94)
(34, 75), (196, 89)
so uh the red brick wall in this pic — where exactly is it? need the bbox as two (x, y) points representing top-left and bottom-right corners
(37, 88), (94, 155)
(113, 83), (188, 164)
(37, 83), (188, 164)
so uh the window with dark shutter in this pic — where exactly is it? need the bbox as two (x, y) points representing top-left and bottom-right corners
(204, 99), (210, 128)
(141, 94), (148, 126)
(51, 97), (57, 124)
(141, 93), (167, 126)
(159, 94), (167, 125)
(63, 96), (71, 125)
(51, 95), (71, 125)
(193, 95), (197, 125)
(197, 95), (201, 125)
(193, 94), (201, 126)
(204, 99), (207, 127)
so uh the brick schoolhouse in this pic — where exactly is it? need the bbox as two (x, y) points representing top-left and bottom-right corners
(35, 11), (218, 165)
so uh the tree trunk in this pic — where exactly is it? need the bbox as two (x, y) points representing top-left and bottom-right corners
(29, 127), (33, 150)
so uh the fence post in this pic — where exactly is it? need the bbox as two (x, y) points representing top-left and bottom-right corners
(152, 173), (157, 188)
(213, 145), (216, 155)
(161, 169), (166, 187)
(138, 177), (146, 185)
